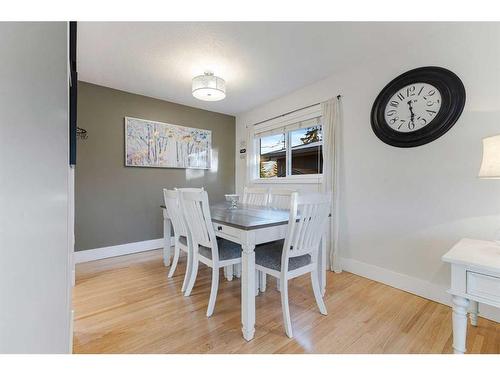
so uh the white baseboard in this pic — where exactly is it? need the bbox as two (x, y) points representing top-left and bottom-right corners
(341, 257), (500, 323)
(75, 237), (173, 264)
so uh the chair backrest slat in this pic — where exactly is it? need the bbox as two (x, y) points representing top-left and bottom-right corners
(242, 186), (269, 206)
(282, 192), (331, 267)
(163, 189), (187, 238)
(177, 187), (205, 193)
(268, 188), (296, 210)
(179, 190), (219, 260)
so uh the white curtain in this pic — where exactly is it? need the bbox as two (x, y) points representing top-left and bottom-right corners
(245, 125), (255, 187)
(321, 97), (342, 272)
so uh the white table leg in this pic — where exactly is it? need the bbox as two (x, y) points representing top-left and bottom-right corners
(259, 272), (267, 292)
(234, 263), (241, 278)
(241, 236), (256, 341)
(452, 295), (469, 354)
(162, 209), (171, 267)
(318, 235), (327, 296)
(225, 265), (234, 281)
(469, 300), (479, 327)
(255, 270), (260, 296)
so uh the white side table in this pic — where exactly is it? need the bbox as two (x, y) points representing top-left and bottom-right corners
(442, 238), (500, 354)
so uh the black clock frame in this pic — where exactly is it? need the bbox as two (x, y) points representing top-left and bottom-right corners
(370, 66), (466, 148)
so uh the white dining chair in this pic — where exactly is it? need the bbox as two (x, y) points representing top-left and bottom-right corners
(242, 186), (269, 206)
(176, 187), (235, 283)
(254, 192), (330, 338)
(258, 188), (296, 293)
(240, 186), (269, 287)
(268, 188), (296, 210)
(180, 189), (242, 317)
(178, 187), (235, 282)
(163, 189), (193, 293)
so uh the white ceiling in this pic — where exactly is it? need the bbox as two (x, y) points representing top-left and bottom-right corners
(78, 22), (447, 115)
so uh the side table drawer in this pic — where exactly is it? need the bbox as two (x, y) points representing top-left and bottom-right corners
(466, 271), (500, 300)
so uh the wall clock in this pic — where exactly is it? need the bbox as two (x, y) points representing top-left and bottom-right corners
(371, 66), (466, 148)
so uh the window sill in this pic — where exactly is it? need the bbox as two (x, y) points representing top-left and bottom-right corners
(252, 175), (323, 184)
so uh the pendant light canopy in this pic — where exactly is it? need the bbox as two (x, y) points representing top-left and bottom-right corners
(192, 71), (226, 101)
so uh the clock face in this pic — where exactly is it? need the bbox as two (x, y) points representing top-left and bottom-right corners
(384, 83), (442, 133)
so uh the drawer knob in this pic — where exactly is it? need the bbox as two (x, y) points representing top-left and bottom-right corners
(217, 226), (222, 231)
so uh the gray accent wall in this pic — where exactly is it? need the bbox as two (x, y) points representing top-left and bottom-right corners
(76, 82), (235, 251)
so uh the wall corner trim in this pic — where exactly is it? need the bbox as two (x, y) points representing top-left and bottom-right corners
(340, 257), (500, 324)
(75, 237), (173, 264)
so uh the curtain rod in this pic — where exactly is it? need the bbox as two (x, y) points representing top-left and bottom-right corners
(251, 95), (341, 127)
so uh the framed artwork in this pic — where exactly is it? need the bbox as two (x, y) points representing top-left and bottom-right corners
(125, 117), (212, 169)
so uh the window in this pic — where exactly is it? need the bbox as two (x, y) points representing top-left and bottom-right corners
(259, 133), (286, 178)
(290, 126), (323, 176)
(257, 123), (323, 179)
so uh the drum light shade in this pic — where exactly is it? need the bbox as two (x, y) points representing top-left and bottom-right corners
(192, 72), (226, 101)
(479, 135), (500, 179)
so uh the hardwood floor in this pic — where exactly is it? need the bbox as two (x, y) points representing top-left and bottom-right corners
(73, 250), (499, 354)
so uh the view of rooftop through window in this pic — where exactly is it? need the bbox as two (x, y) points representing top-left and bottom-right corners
(259, 125), (323, 178)
(259, 133), (286, 178)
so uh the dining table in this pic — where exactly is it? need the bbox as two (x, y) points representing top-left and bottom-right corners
(161, 201), (327, 341)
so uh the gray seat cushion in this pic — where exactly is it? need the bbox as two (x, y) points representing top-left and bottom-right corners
(200, 238), (242, 261)
(255, 240), (311, 271)
(180, 236), (241, 261)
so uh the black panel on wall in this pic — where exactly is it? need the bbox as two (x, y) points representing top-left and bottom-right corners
(69, 21), (77, 165)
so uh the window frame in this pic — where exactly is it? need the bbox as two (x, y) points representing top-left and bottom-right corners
(251, 105), (323, 184)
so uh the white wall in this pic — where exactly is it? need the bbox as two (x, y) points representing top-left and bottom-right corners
(236, 23), (500, 320)
(0, 22), (72, 353)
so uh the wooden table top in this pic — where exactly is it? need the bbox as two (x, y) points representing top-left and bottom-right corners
(210, 203), (289, 230)
(161, 202), (290, 230)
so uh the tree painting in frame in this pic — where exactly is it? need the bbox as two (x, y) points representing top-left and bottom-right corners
(125, 117), (212, 169)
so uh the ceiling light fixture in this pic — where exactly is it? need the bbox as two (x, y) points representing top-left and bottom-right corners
(192, 71), (226, 101)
